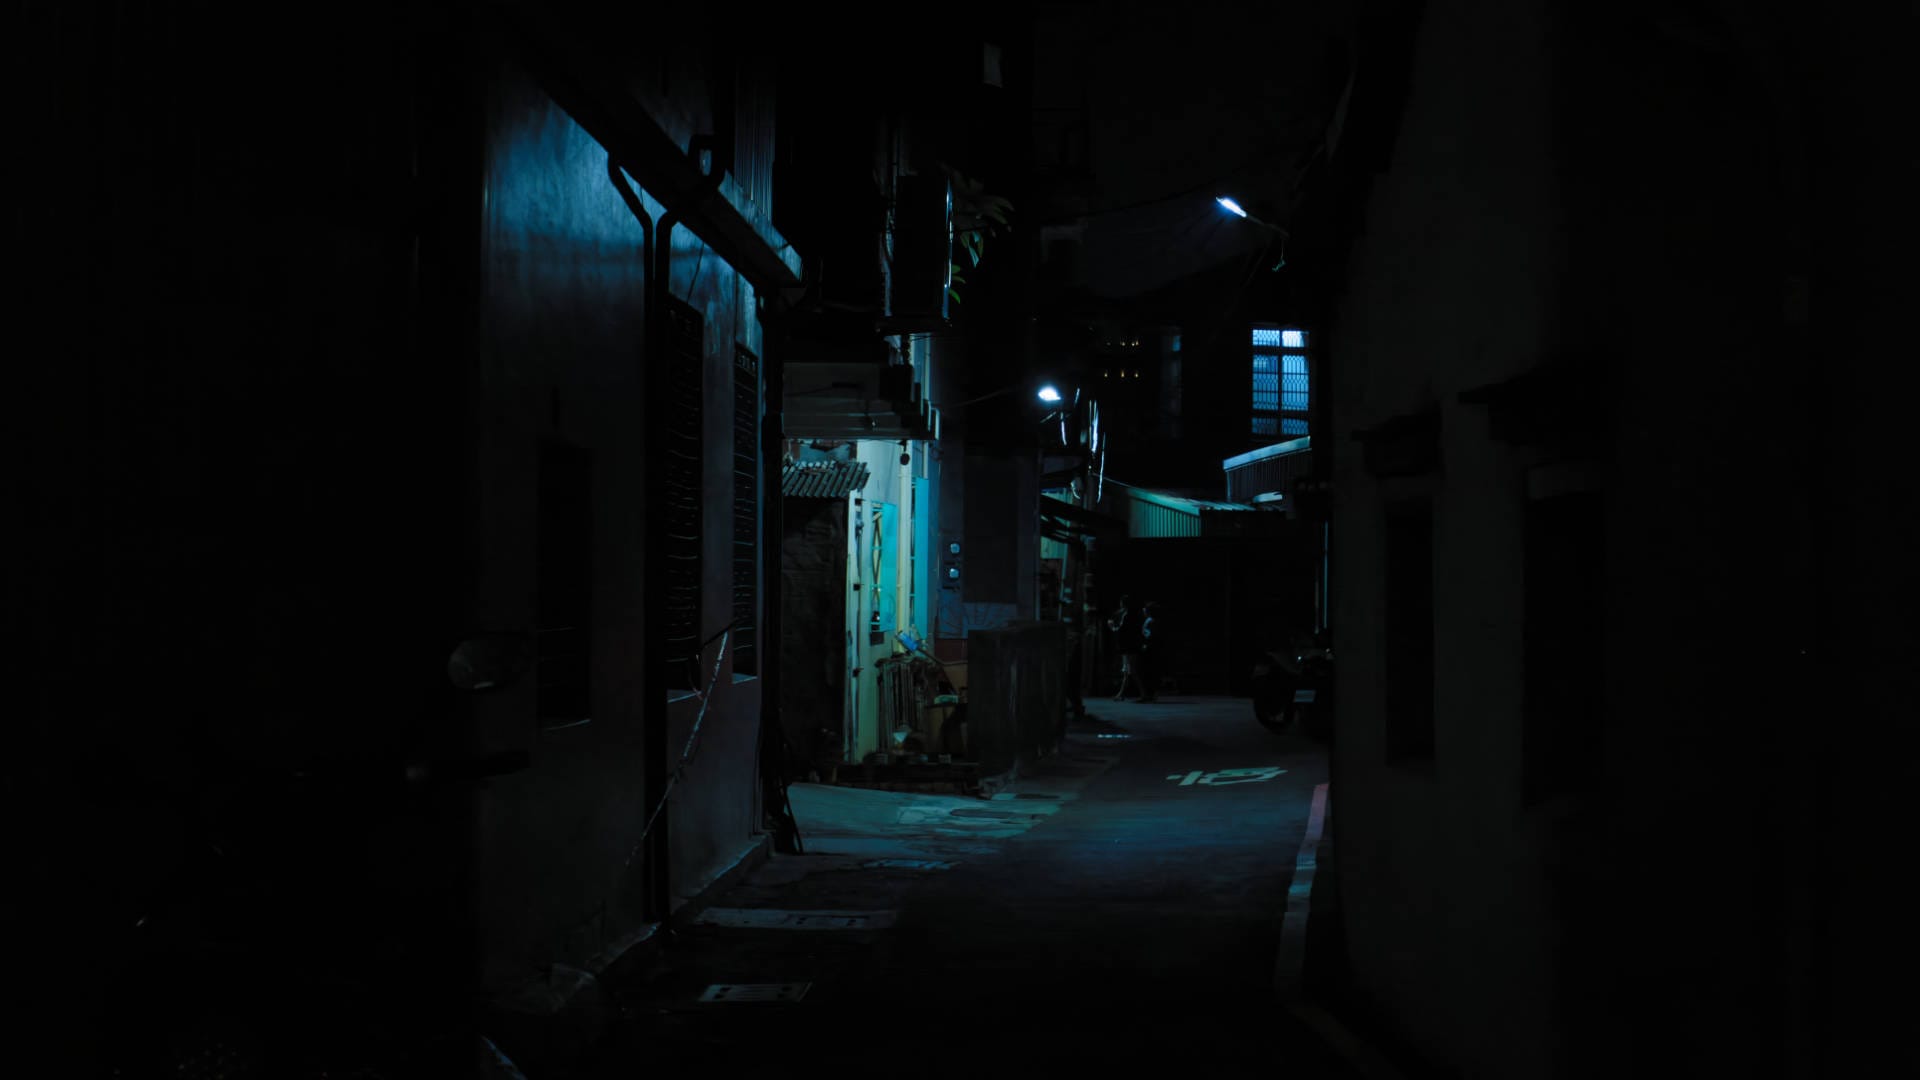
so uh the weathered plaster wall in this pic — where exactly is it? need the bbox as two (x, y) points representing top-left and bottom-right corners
(1326, 1), (1579, 1076)
(471, 62), (765, 987)
(1328, 1), (1909, 1076)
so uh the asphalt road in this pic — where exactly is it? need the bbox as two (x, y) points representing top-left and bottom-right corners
(576, 696), (1356, 1078)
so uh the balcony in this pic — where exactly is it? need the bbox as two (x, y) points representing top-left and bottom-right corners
(781, 315), (939, 441)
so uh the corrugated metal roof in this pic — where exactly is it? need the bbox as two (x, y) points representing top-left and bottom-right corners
(782, 460), (870, 499)
(1106, 480), (1252, 515)
(1223, 435), (1312, 472)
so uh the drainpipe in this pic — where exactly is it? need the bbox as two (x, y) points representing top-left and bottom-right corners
(607, 158), (670, 921)
(645, 203), (681, 922)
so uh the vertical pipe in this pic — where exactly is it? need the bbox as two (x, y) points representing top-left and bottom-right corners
(760, 297), (800, 852)
(608, 156), (670, 914)
(645, 208), (679, 922)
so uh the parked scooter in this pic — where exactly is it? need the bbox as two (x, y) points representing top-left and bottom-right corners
(1251, 632), (1334, 742)
(1292, 636), (1335, 742)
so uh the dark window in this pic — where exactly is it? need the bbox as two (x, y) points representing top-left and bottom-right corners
(538, 439), (593, 725)
(663, 299), (704, 689)
(1384, 499), (1435, 762)
(732, 346), (760, 676)
(1523, 489), (1605, 804)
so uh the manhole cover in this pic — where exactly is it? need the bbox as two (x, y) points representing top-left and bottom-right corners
(699, 983), (810, 1003)
(862, 858), (955, 871)
(694, 908), (898, 930)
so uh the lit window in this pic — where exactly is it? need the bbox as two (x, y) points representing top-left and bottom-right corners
(1251, 325), (1309, 438)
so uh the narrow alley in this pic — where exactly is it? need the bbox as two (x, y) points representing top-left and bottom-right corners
(19, 3), (1912, 1078)
(574, 698), (1356, 1077)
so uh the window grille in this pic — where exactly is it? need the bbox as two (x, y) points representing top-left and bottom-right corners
(732, 346), (759, 676)
(1252, 326), (1310, 437)
(663, 299), (704, 687)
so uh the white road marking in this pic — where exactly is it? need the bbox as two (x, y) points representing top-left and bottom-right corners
(1167, 767), (1288, 786)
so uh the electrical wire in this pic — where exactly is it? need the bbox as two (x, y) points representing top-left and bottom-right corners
(626, 622), (737, 867)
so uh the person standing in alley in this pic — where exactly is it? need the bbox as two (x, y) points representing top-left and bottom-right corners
(1137, 601), (1162, 702)
(1109, 594), (1145, 701)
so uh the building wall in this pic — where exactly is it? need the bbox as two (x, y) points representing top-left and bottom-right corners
(469, 59), (768, 987)
(1326, 2), (1596, 1077)
(1328, 2), (1914, 1077)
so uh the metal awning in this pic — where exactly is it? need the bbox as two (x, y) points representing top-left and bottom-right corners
(784, 360), (940, 441)
(1040, 497), (1127, 542)
(782, 460), (871, 500)
(776, 309), (940, 442)
(503, 6), (803, 301)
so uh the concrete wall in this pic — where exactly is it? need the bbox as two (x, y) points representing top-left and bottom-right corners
(1327, 2), (1914, 1077)
(1326, 2), (1608, 1076)
(444, 46), (772, 990)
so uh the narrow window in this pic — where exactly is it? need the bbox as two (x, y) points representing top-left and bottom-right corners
(1384, 498), (1435, 762)
(663, 299), (704, 689)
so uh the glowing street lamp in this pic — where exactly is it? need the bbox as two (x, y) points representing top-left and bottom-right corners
(1215, 193), (1289, 238)
(1037, 384), (1063, 404)
(1216, 192), (1290, 270)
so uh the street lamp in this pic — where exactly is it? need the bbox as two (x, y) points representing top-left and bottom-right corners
(956, 380), (1067, 409)
(1216, 192), (1290, 270)
(1215, 192), (1288, 235)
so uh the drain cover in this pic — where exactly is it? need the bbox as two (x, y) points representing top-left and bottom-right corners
(699, 983), (810, 1003)
(862, 858), (955, 871)
(694, 908), (898, 930)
